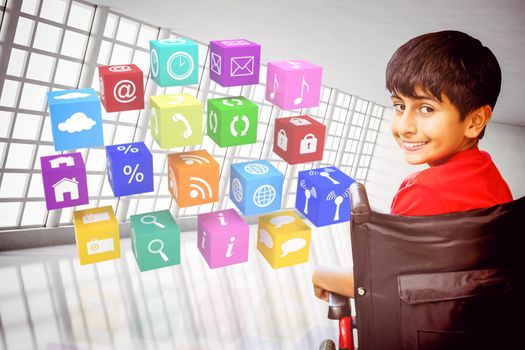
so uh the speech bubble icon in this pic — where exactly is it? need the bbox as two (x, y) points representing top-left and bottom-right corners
(270, 215), (295, 229)
(259, 229), (273, 248)
(280, 238), (307, 257)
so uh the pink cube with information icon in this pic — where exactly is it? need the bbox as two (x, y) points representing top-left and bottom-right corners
(197, 208), (250, 269)
(265, 60), (323, 110)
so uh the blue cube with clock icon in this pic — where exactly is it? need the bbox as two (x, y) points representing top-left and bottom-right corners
(149, 38), (199, 87)
(106, 141), (154, 197)
(229, 160), (284, 216)
(295, 166), (355, 227)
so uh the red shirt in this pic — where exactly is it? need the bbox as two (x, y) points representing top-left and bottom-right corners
(390, 149), (513, 216)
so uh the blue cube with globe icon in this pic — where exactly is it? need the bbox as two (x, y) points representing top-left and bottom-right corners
(106, 141), (154, 197)
(295, 166), (355, 227)
(150, 38), (199, 87)
(230, 160), (284, 216)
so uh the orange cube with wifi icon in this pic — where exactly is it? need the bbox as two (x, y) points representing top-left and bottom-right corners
(167, 150), (220, 207)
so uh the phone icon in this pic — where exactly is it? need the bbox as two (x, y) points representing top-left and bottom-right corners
(171, 113), (192, 138)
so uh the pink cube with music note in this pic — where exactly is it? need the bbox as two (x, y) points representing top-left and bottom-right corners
(265, 60), (322, 110)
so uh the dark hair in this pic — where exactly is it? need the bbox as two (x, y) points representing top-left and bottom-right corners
(386, 30), (501, 127)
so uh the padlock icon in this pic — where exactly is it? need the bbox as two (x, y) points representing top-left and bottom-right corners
(277, 129), (288, 151)
(289, 117), (312, 126)
(300, 133), (317, 154)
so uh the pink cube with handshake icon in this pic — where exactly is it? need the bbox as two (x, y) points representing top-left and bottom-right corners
(265, 60), (323, 110)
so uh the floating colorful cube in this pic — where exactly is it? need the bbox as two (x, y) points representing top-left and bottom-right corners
(150, 93), (202, 149)
(197, 209), (249, 269)
(265, 60), (322, 110)
(295, 166), (355, 227)
(207, 96), (258, 147)
(209, 39), (261, 87)
(273, 115), (326, 164)
(150, 38), (198, 87)
(167, 150), (219, 208)
(98, 64), (145, 112)
(40, 152), (89, 210)
(73, 206), (120, 265)
(105, 142), (153, 197)
(257, 210), (311, 269)
(47, 88), (104, 151)
(130, 210), (181, 272)
(230, 160), (283, 216)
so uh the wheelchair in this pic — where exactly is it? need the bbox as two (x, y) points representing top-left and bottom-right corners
(320, 182), (524, 350)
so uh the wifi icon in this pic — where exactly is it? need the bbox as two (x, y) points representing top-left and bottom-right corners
(189, 177), (213, 199)
(181, 154), (210, 165)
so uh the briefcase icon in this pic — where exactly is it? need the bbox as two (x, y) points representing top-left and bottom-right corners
(277, 129), (288, 151)
(300, 133), (317, 154)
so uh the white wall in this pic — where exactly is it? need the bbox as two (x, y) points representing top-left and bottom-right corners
(366, 111), (525, 213)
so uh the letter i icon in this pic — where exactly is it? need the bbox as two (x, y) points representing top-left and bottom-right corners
(225, 236), (235, 258)
(202, 230), (207, 249)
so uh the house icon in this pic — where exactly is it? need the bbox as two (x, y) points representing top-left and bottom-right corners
(49, 156), (75, 168)
(53, 177), (79, 202)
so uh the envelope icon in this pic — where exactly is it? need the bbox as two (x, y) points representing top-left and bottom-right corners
(230, 56), (254, 77)
(221, 40), (250, 47)
(211, 52), (221, 75)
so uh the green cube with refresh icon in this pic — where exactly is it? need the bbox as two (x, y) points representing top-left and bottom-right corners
(130, 210), (181, 272)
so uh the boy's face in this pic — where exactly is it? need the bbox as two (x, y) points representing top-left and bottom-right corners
(390, 88), (475, 167)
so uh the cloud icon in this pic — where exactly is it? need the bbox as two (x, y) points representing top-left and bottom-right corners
(58, 112), (96, 133)
(54, 92), (91, 100)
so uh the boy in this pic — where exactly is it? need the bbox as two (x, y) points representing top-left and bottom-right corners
(312, 30), (513, 301)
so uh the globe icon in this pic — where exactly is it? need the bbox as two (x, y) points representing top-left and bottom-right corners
(244, 163), (269, 175)
(231, 178), (243, 202)
(253, 184), (276, 208)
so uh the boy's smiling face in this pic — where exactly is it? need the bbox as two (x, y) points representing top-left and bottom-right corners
(390, 87), (478, 167)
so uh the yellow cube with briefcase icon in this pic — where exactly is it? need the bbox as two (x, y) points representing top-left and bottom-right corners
(257, 210), (311, 269)
(73, 206), (120, 265)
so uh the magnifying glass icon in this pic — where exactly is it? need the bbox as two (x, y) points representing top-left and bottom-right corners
(148, 239), (169, 262)
(141, 215), (165, 228)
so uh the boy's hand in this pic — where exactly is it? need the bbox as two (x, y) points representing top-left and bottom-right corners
(312, 266), (355, 301)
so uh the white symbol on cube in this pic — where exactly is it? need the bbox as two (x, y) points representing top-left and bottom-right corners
(253, 184), (276, 208)
(231, 56), (254, 77)
(231, 178), (243, 202)
(189, 177), (213, 200)
(290, 118), (311, 126)
(82, 212), (110, 224)
(49, 156), (75, 168)
(277, 129), (288, 151)
(211, 53), (221, 75)
(52, 177), (79, 202)
(244, 163), (269, 175)
(87, 237), (114, 255)
(300, 133), (317, 154)
(109, 65), (132, 72)
(221, 40), (250, 46)
(113, 80), (136, 103)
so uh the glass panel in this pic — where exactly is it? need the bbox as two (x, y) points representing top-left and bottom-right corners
(61, 30), (87, 59)
(0, 111), (13, 137)
(5, 143), (34, 168)
(115, 17), (138, 44)
(21, 0), (40, 15)
(103, 13), (118, 38)
(54, 59), (80, 86)
(6, 48), (28, 77)
(21, 201), (47, 226)
(19, 83), (48, 111)
(39, 0), (67, 24)
(26, 52), (55, 82)
(0, 173), (28, 197)
(27, 172), (44, 197)
(33, 22), (61, 53)
(0, 202), (21, 227)
(109, 44), (133, 65)
(0, 79), (21, 108)
(12, 113), (41, 140)
(136, 25), (157, 49)
(67, 1), (94, 31)
(13, 17), (35, 46)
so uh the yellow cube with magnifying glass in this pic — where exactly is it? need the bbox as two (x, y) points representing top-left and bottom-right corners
(129, 209), (181, 272)
(73, 206), (120, 265)
(256, 210), (311, 269)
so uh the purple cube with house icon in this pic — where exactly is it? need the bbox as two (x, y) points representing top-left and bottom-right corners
(197, 208), (250, 269)
(41, 152), (89, 210)
(209, 39), (261, 87)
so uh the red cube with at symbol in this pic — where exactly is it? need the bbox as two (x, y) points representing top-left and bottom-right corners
(98, 64), (145, 112)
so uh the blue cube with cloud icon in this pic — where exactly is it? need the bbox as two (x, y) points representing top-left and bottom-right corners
(229, 160), (284, 216)
(47, 88), (104, 151)
(295, 166), (355, 227)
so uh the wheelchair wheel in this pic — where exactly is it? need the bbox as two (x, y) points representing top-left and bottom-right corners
(319, 339), (336, 350)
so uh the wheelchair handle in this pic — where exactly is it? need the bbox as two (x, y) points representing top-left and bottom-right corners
(350, 182), (371, 224)
(327, 293), (355, 350)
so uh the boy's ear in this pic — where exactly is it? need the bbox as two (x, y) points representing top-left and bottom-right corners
(464, 105), (492, 139)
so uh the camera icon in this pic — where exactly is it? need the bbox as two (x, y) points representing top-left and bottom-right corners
(87, 238), (114, 255)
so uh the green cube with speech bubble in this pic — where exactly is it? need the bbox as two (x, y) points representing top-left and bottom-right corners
(130, 210), (181, 272)
(207, 96), (258, 147)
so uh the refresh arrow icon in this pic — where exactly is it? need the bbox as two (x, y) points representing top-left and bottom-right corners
(230, 115), (250, 137)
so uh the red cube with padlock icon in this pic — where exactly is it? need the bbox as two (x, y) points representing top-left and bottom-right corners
(273, 115), (326, 164)
(98, 64), (145, 113)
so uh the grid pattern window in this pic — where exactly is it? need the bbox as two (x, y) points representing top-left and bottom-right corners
(0, 0), (386, 231)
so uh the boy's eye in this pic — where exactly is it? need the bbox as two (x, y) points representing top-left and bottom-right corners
(419, 105), (434, 114)
(393, 103), (405, 112)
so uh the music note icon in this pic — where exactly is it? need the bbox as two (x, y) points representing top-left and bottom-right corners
(293, 76), (310, 105)
(286, 61), (301, 69)
(269, 73), (279, 100)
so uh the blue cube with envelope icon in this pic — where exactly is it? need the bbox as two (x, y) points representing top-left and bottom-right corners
(47, 88), (104, 151)
(149, 38), (199, 87)
(106, 141), (154, 197)
(295, 166), (355, 227)
(230, 160), (284, 216)
(130, 210), (181, 272)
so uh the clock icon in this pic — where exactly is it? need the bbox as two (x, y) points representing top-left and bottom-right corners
(166, 51), (194, 80)
(151, 48), (159, 77)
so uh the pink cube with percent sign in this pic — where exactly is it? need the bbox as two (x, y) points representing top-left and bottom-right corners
(197, 209), (250, 269)
(265, 60), (323, 110)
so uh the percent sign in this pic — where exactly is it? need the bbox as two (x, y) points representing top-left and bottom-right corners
(123, 164), (144, 184)
(117, 144), (139, 154)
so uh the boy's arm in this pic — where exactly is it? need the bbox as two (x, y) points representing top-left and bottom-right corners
(312, 266), (355, 301)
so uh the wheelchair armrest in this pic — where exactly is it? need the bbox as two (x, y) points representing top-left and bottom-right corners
(350, 182), (371, 224)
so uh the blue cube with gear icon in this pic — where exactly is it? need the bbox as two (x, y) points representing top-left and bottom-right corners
(47, 88), (104, 151)
(150, 38), (199, 87)
(295, 166), (355, 227)
(106, 141), (154, 197)
(230, 160), (284, 216)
